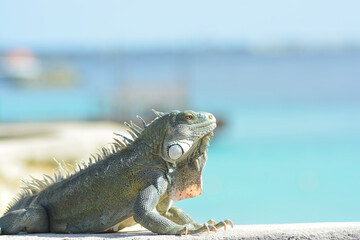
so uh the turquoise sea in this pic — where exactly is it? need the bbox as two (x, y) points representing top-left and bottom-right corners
(178, 103), (360, 224)
(0, 51), (359, 224)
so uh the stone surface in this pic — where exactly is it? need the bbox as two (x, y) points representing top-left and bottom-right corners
(1, 223), (360, 240)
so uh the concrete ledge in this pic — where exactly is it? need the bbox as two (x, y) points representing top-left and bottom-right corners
(0, 222), (360, 239)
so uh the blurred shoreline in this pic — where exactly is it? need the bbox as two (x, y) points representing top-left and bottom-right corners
(0, 121), (128, 214)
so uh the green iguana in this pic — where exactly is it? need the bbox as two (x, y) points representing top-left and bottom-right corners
(0, 110), (232, 235)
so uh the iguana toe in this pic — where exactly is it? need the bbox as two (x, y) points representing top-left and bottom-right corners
(178, 224), (190, 235)
(183, 225), (188, 235)
(180, 223), (211, 235)
(215, 221), (227, 230)
(199, 224), (210, 234)
(205, 219), (234, 231)
(194, 223), (216, 234)
(224, 219), (234, 228)
(207, 219), (216, 225)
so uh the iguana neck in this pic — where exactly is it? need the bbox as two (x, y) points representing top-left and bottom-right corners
(129, 117), (168, 168)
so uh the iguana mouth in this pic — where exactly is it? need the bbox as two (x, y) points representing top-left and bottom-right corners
(198, 131), (214, 154)
(191, 122), (217, 137)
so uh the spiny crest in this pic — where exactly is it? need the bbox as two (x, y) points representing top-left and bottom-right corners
(6, 110), (166, 212)
(152, 109), (165, 118)
(5, 158), (73, 213)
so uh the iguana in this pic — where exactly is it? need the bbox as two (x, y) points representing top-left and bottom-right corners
(0, 110), (232, 235)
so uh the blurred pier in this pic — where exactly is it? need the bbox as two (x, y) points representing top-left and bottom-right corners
(105, 79), (188, 121)
(0, 48), (190, 122)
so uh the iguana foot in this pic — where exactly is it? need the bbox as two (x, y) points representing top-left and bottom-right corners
(179, 222), (217, 235)
(179, 219), (234, 235)
(206, 219), (234, 231)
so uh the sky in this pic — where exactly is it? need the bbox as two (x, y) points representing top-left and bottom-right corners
(0, 0), (360, 51)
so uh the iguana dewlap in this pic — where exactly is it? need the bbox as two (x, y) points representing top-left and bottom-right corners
(168, 152), (207, 201)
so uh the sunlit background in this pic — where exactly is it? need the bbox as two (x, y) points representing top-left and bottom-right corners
(0, 0), (359, 225)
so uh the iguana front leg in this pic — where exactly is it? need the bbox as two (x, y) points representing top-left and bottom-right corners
(158, 198), (233, 233)
(133, 176), (183, 234)
(133, 174), (210, 234)
(156, 197), (201, 227)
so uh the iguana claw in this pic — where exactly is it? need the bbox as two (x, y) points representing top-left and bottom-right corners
(179, 224), (190, 235)
(203, 223), (216, 234)
(225, 219), (234, 228)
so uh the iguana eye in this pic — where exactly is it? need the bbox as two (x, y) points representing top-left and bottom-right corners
(185, 115), (193, 120)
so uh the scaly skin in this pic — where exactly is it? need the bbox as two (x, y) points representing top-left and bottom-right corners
(0, 110), (232, 235)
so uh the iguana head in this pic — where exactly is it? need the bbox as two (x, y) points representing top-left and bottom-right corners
(160, 110), (217, 165)
(120, 109), (217, 201)
(152, 110), (216, 201)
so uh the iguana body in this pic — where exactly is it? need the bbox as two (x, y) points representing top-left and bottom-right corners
(0, 110), (232, 235)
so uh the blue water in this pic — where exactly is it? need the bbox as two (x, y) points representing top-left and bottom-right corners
(178, 103), (360, 224)
(175, 51), (360, 224)
(0, 51), (360, 224)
